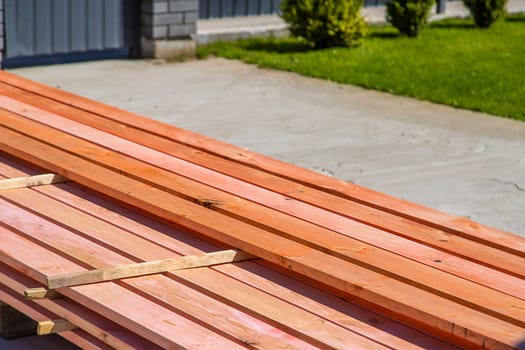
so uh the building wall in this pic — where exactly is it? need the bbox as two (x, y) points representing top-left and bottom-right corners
(0, 0), (133, 68)
(140, 0), (198, 58)
(0, 0), (447, 65)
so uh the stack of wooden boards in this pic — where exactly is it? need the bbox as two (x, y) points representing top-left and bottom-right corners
(0, 70), (524, 350)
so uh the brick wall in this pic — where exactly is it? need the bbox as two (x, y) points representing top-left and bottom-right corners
(140, 0), (197, 58)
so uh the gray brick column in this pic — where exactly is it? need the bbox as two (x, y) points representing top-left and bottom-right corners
(140, 0), (198, 58)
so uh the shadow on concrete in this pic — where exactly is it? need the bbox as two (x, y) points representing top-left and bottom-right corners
(244, 39), (312, 53)
(243, 30), (400, 52)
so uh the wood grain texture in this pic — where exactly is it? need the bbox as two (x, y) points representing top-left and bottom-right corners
(0, 71), (524, 350)
(0, 191), (399, 350)
(0, 226), (246, 349)
(0, 284), (108, 350)
(2, 102), (525, 305)
(0, 173), (67, 190)
(0, 155), (463, 350)
(1, 112), (524, 350)
(2, 101), (523, 310)
(46, 250), (256, 289)
(1, 93), (523, 298)
(0, 73), (521, 259)
(0, 262), (162, 350)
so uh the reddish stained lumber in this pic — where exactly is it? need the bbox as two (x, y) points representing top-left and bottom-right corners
(1, 107), (525, 326)
(1, 93), (523, 286)
(0, 74), (521, 259)
(0, 194), (393, 350)
(0, 285), (107, 350)
(0, 129), (524, 349)
(0, 195), (360, 350)
(57, 331), (112, 350)
(4, 160), (525, 331)
(0, 262), (162, 350)
(0, 156), (464, 350)
(212, 262), (463, 350)
(173, 267), (523, 350)
(0, 228), (246, 349)
(1, 157), (523, 305)
(5, 101), (525, 302)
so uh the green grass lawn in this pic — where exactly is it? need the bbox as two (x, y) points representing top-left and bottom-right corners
(198, 14), (525, 121)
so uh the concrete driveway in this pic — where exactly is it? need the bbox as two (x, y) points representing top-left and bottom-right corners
(11, 58), (525, 237)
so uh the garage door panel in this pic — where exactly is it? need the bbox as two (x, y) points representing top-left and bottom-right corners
(4, 0), (131, 67)
(51, 0), (69, 53)
(103, 0), (123, 49)
(35, 0), (52, 55)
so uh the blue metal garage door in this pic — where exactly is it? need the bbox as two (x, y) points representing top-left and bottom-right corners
(199, 0), (283, 19)
(3, 0), (139, 68)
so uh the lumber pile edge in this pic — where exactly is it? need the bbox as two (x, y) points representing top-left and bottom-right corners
(0, 70), (524, 350)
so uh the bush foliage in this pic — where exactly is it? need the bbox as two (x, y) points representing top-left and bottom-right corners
(386, 0), (435, 37)
(280, 0), (367, 48)
(463, 0), (507, 27)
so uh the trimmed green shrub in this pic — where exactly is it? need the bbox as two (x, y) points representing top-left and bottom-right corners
(463, 0), (507, 27)
(280, 0), (367, 49)
(386, 0), (435, 37)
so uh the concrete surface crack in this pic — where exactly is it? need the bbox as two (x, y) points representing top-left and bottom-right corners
(488, 178), (525, 192)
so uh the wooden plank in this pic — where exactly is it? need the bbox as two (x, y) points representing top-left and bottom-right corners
(24, 288), (60, 300)
(2, 105), (525, 325)
(46, 249), (256, 289)
(212, 261), (464, 350)
(55, 331), (110, 350)
(52, 331), (108, 350)
(2, 158), (523, 306)
(7, 171), (525, 332)
(175, 267), (521, 350)
(0, 217), (389, 350)
(0, 194), (393, 350)
(0, 73), (520, 259)
(1, 128), (524, 349)
(0, 286), (107, 350)
(1, 92), (523, 288)
(0, 262), (163, 350)
(6, 100), (523, 301)
(1, 80), (524, 348)
(0, 173), (67, 190)
(37, 319), (77, 335)
(0, 157), (464, 350)
(0, 229), (250, 350)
